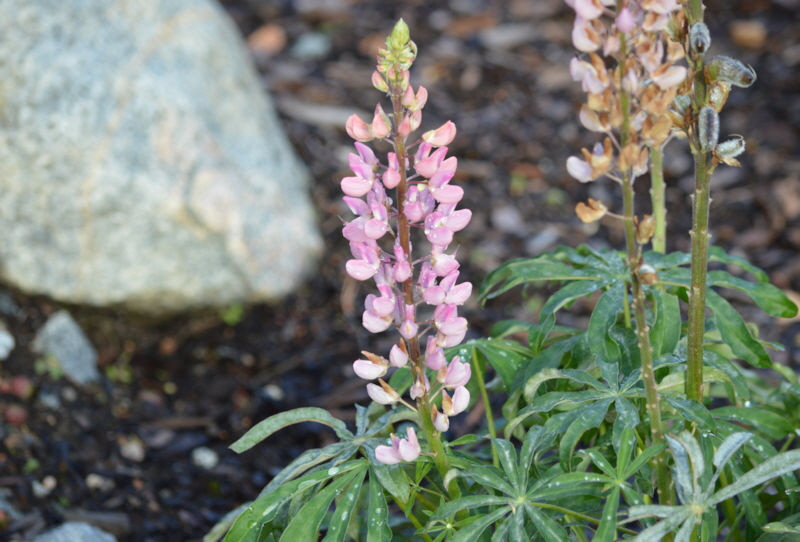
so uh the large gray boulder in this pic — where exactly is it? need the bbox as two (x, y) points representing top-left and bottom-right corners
(0, 0), (321, 314)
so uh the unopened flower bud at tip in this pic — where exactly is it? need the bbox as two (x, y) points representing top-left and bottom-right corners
(422, 121), (456, 147)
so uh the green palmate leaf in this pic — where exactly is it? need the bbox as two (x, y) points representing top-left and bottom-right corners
(321, 468), (366, 542)
(594, 485), (621, 542)
(705, 289), (771, 368)
(279, 467), (364, 542)
(708, 270), (798, 317)
(588, 282), (625, 365)
(366, 471), (392, 542)
(650, 288), (682, 358)
(224, 460), (366, 542)
(712, 405), (794, 441)
(710, 449), (800, 506)
(231, 407), (352, 453)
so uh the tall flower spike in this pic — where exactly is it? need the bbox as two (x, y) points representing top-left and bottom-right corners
(341, 20), (472, 465)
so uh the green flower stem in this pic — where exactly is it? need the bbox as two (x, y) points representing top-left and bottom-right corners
(390, 87), (457, 498)
(686, 11), (711, 404)
(649, 146), (667, 253)
(470, 351), (498, 467)
(717, 469), (743, 542)
(622, 174), (673, 507)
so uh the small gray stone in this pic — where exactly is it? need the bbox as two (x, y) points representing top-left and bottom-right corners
(191, 446), (220, 469)
(33, 522), (117, 542)
(32, 311), (99, 385)
(0, 326), (14, 360)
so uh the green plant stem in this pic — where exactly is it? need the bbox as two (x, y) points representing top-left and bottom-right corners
(470, 352), (498, 467)
(686, 22), (711, 405)
(649, 146), (667, 254)
(718, 469), (743, 542)
(390, 87), (457, 499)
(621, 175), (673, 507)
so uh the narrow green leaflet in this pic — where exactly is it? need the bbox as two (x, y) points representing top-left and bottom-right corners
(452, 338), (531, 391)
(649, 288), (681, 358)
(710, 449), (800, 506)
(540, 278), (615, 318)
(558, 398), (614, 468)
(321, 468), (367, 542)
(705, 289), (771, 368)
(366, 472), (392, 542)
(279, 467), (365, 542)
(594, 485), (621, 542)
(524, 504), (570, 542)
(450, 507), (511, 542)
(712, 406), (794, 441)
(708, 245), (769, 282)
(707, 270), (797, 318)
(264, 442), (356, 493)
(587, 282), (625, 365)
(365, 444), (412, 502)
(231, 407), (352, 453)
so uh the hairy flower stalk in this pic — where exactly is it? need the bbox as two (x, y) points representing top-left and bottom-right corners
(678, 3), (755, 403)
(565, 0), (687, 506)
(341, 20), (472, 478)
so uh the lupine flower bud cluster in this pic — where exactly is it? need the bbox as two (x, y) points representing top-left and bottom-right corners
(341, 20), (472, 463)
(565, 0), (688, 186)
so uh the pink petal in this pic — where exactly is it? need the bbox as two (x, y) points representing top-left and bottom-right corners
(362, 310), (392, 333)
(345, 259), (377, 281)
(367, 383), (396, 404)
(341, 176), (372, 197)
(353, 359), (386, 380)
(375, 445), (403, 465)
(364, 218), (388, 240)
(450, 386), (470, 415)
(382, 168), (400, 189)
(389, 344), (408, 367)
(566, 156), (594, 183)
(346, 114), (372, 141)
(422, 120), (456, 147)
(431, 185), (464, 204)
(445, 209), (472, 231)
(445, 282), (472, 305)
(426, 226), (453, 247)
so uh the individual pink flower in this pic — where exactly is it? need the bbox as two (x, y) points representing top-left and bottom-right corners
(442, 386), (470, 416)
(367, 379), (400, 404)
(424, 338), (447, 371)
(353, 355), (388, 380)
(615, 7), (636, 33)
(389, 343), (408, 367)
(375, 427), (421, 464)
(439, 356), (471, 388)
(410, 373), (430, 400)
(422, 121), (456, 147)
(432, 407), (449, 432)
(433, 304), (468, 347)
(399, 304), (419, 340)
(345, 114), (373, 141)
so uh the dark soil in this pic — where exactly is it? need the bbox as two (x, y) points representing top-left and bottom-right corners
(2, 1), (799, 540)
